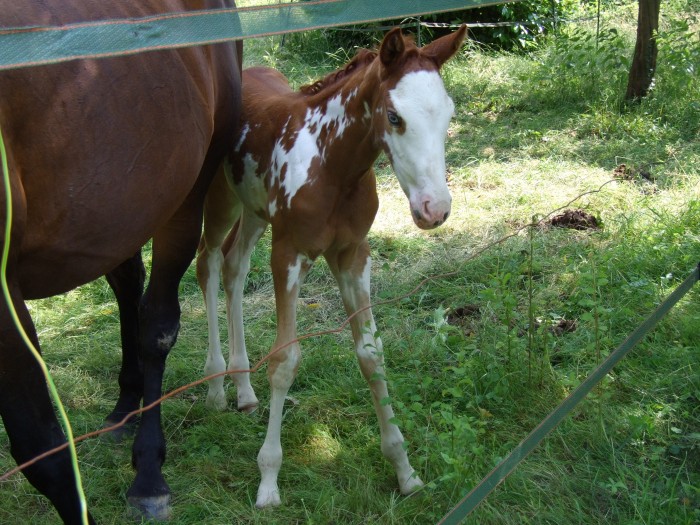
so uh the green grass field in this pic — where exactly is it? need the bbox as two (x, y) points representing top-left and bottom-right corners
(1, 1), (699, 523)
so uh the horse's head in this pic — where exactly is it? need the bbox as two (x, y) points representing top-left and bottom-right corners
(375, 25), (466, 230)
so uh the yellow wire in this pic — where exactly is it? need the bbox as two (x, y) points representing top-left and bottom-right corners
(0, 126), (90, 524)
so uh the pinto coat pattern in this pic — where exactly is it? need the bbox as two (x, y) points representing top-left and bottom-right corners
(197, 25), (466, 508)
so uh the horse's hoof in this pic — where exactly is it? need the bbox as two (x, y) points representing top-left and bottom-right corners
(127, 494), (172, 521)
(255, 486), (281, 508)
(205, 391), (228, 411)
(236, 388), (259, 414)
(400, 473), (424, 495)
(237, 400), (259, 414)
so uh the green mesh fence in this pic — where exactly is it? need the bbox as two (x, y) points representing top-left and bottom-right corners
(0, 0), (510, 70)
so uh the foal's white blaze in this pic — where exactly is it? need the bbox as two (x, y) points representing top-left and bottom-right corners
(383, 70), (454, 229)
(271, 93), (353, 208)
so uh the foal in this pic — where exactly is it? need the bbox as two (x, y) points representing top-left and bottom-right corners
(197, 26), (466, 508)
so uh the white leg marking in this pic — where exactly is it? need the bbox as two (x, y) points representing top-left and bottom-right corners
(333, 252), (424, 494)
(256, 342), (300, 508)
(286, 254), (312, 293)
(256, 249), (309, 508)
(202, 247), (228, 411)
(222, 212), (267, 412)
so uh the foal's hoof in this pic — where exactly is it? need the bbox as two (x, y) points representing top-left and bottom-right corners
(237, 389), (259, 414)
(237, 399), (259, 414)
(205, 391), (228, 411)
(400, 473), (425, 495)
(127, 494), (172, 521)
(255, 486), (282, 508)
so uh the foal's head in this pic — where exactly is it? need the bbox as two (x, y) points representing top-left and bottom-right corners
(373, 26), (466, 230)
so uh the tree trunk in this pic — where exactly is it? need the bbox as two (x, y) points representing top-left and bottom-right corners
(625, 0), (662, 101)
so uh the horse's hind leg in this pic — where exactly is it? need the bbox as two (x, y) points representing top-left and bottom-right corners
(127, 169), (215, 520)
(196, 166), (243, 411)
(326, 241), (424, 495)
(104, 251), (146, 440)
(222, 209), (267, 413)
(0, 280), (96, 524)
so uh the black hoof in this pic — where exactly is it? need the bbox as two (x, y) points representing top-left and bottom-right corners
(127, 494), (172, 522)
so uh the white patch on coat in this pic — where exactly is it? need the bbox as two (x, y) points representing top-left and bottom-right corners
(268, 198), (278, 217)
(286, 254), (311, 292)
(270, 93), (354, 208)
(363, 101), (372, 122)
(235, 123), (250, 153)
(236, 153), (269, 213)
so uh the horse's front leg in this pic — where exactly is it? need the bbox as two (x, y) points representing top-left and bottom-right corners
(221, 210), (267, 412)
(256, 242), (311, 508)
(0, 280), (96, 525)
(326, 240), (424, 495)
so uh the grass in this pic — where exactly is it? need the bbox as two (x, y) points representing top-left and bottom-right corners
(1, 1), (699, 523)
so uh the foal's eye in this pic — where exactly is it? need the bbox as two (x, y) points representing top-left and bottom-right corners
(387, 110), (402, 127)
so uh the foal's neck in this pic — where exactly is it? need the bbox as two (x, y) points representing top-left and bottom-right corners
(303, 58), (384, 179)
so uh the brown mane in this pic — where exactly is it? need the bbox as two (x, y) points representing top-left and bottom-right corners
(300, 48), (378, 95)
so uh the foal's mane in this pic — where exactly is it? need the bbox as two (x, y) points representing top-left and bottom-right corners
(300, 48), (377, 96)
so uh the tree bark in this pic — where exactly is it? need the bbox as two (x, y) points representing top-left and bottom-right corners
(625, 0), (662, 101)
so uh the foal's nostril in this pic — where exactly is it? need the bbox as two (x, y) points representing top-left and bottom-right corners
(413, 209), (422, 221)
(443, 211), (449, 221)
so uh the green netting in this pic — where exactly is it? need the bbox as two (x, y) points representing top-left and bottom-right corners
(0, 0), (509, 70)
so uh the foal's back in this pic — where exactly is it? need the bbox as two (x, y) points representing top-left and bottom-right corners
(242, 67), (295, 117)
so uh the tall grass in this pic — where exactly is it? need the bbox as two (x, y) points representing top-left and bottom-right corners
(1, 1), (699, 523)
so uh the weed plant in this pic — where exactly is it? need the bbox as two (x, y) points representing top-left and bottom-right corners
(1, 1), (699, 523)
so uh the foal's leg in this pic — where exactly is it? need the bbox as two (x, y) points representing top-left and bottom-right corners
(326, 241), (424, 495)
(221, 210), (267, 412)
(196, 168), (242, 410)
(104, 251), (146, 439)
(256, 243), (311, 508)
(0, 279), (96, 524)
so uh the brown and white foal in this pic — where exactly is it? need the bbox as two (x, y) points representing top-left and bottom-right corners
(197, 26), (466, 508)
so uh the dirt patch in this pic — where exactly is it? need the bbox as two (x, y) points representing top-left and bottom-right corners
(548, 209), (600, 230)
(447, 304), (480, 325)
(446, 304), (481, 336)
(549, 318), (577, 336)
(613, 163), (654, 182)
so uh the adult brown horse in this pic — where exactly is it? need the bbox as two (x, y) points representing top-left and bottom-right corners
(0, 1), (241, 523)
(197, 26), (466, 507)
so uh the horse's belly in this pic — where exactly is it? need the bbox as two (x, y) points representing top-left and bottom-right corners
(17, 204), (162, 299)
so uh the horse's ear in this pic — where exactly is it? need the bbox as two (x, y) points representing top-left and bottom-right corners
(379, 27), (406, 67)
(421, 24), (467, 69)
